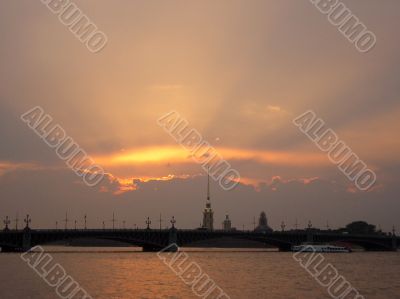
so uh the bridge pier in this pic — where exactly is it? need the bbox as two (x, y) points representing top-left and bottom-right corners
(141, 228), (179, 252)
(1, 246), (23, 253)
(167, 227), (178, 252)
(278, 244), (293, 252)
(307, 229), (314, 243)
(22, 228), (32, 252)
(1, 229), (32, 253)
(392, 234), (397, 251)
(142, 245), (163, 252)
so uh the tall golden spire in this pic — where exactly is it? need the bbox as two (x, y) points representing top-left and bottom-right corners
(207, 167), (210, 201)
(206, 167), (211, 208)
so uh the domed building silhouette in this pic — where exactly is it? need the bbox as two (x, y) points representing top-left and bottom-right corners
(254, 211), (273, 233)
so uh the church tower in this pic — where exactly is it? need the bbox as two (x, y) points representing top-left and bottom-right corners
(223, 214), (232, 231)
(202, 170), (214, 230)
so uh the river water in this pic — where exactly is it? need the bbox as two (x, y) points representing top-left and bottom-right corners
(0, 247), (399, 299)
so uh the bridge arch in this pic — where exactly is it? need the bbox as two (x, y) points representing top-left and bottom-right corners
(0, 242), (23, 252)
(27, 230), (171, 252)
(36, 236), (163, 250)
(178, 233), (294, 251)
(334, 239), (393, 251)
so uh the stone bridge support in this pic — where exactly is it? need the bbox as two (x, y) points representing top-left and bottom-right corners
(22, 228), (32, 252)
(392, 234), (397, 251)
(167, 227), (178, 252)
(142, 228), (178, 252)
(307, 229), (313, 243)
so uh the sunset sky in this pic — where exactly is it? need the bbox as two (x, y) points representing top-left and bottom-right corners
(1, 0), (399, 230)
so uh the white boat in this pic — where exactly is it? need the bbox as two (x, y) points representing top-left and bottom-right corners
(292, 244), (351, 253)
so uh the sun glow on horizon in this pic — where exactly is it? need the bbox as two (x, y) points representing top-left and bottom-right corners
(98, 146), (189, 165)
(93, 145), (329, 168)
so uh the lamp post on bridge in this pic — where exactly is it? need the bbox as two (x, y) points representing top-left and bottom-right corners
(167, 216), (178, 252)
(56, 221), (58, 230)
(111, 213), (117, 230)
(74, 220), (77, 230)
(3, 216), (10, 231)
(146, 217), (151, 230)
(24, 214), (31, 230)
(84, 214), (87, 230)
(170, 216), (176, 229)
(159, 213), (164, 231)
(22, 215), (32, 251)
(14, 213), (19, 231)
(307, 220), (313, 243)
(392, 226), (397, 251)
(64, 212), (69, 230)
(281, 221), (286, 232)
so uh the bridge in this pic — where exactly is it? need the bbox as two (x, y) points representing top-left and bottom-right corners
(0, 227), (398, 252)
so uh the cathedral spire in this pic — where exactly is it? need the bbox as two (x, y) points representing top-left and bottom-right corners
(202, 168), (214, 230)
(206, 168), (211, 209)
(207, 167), (210, 201)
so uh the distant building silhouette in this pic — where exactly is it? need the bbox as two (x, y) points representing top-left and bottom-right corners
(222, 215), (232, 231)
(202, 171), (214, 230)
(341, 221), (377, 235)
(254, 211), (273, 233)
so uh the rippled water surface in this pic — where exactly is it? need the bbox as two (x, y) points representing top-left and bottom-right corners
(0, 247), (399, 299)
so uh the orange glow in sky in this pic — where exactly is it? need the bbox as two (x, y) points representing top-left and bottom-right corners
(93, 146), (329, 168)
